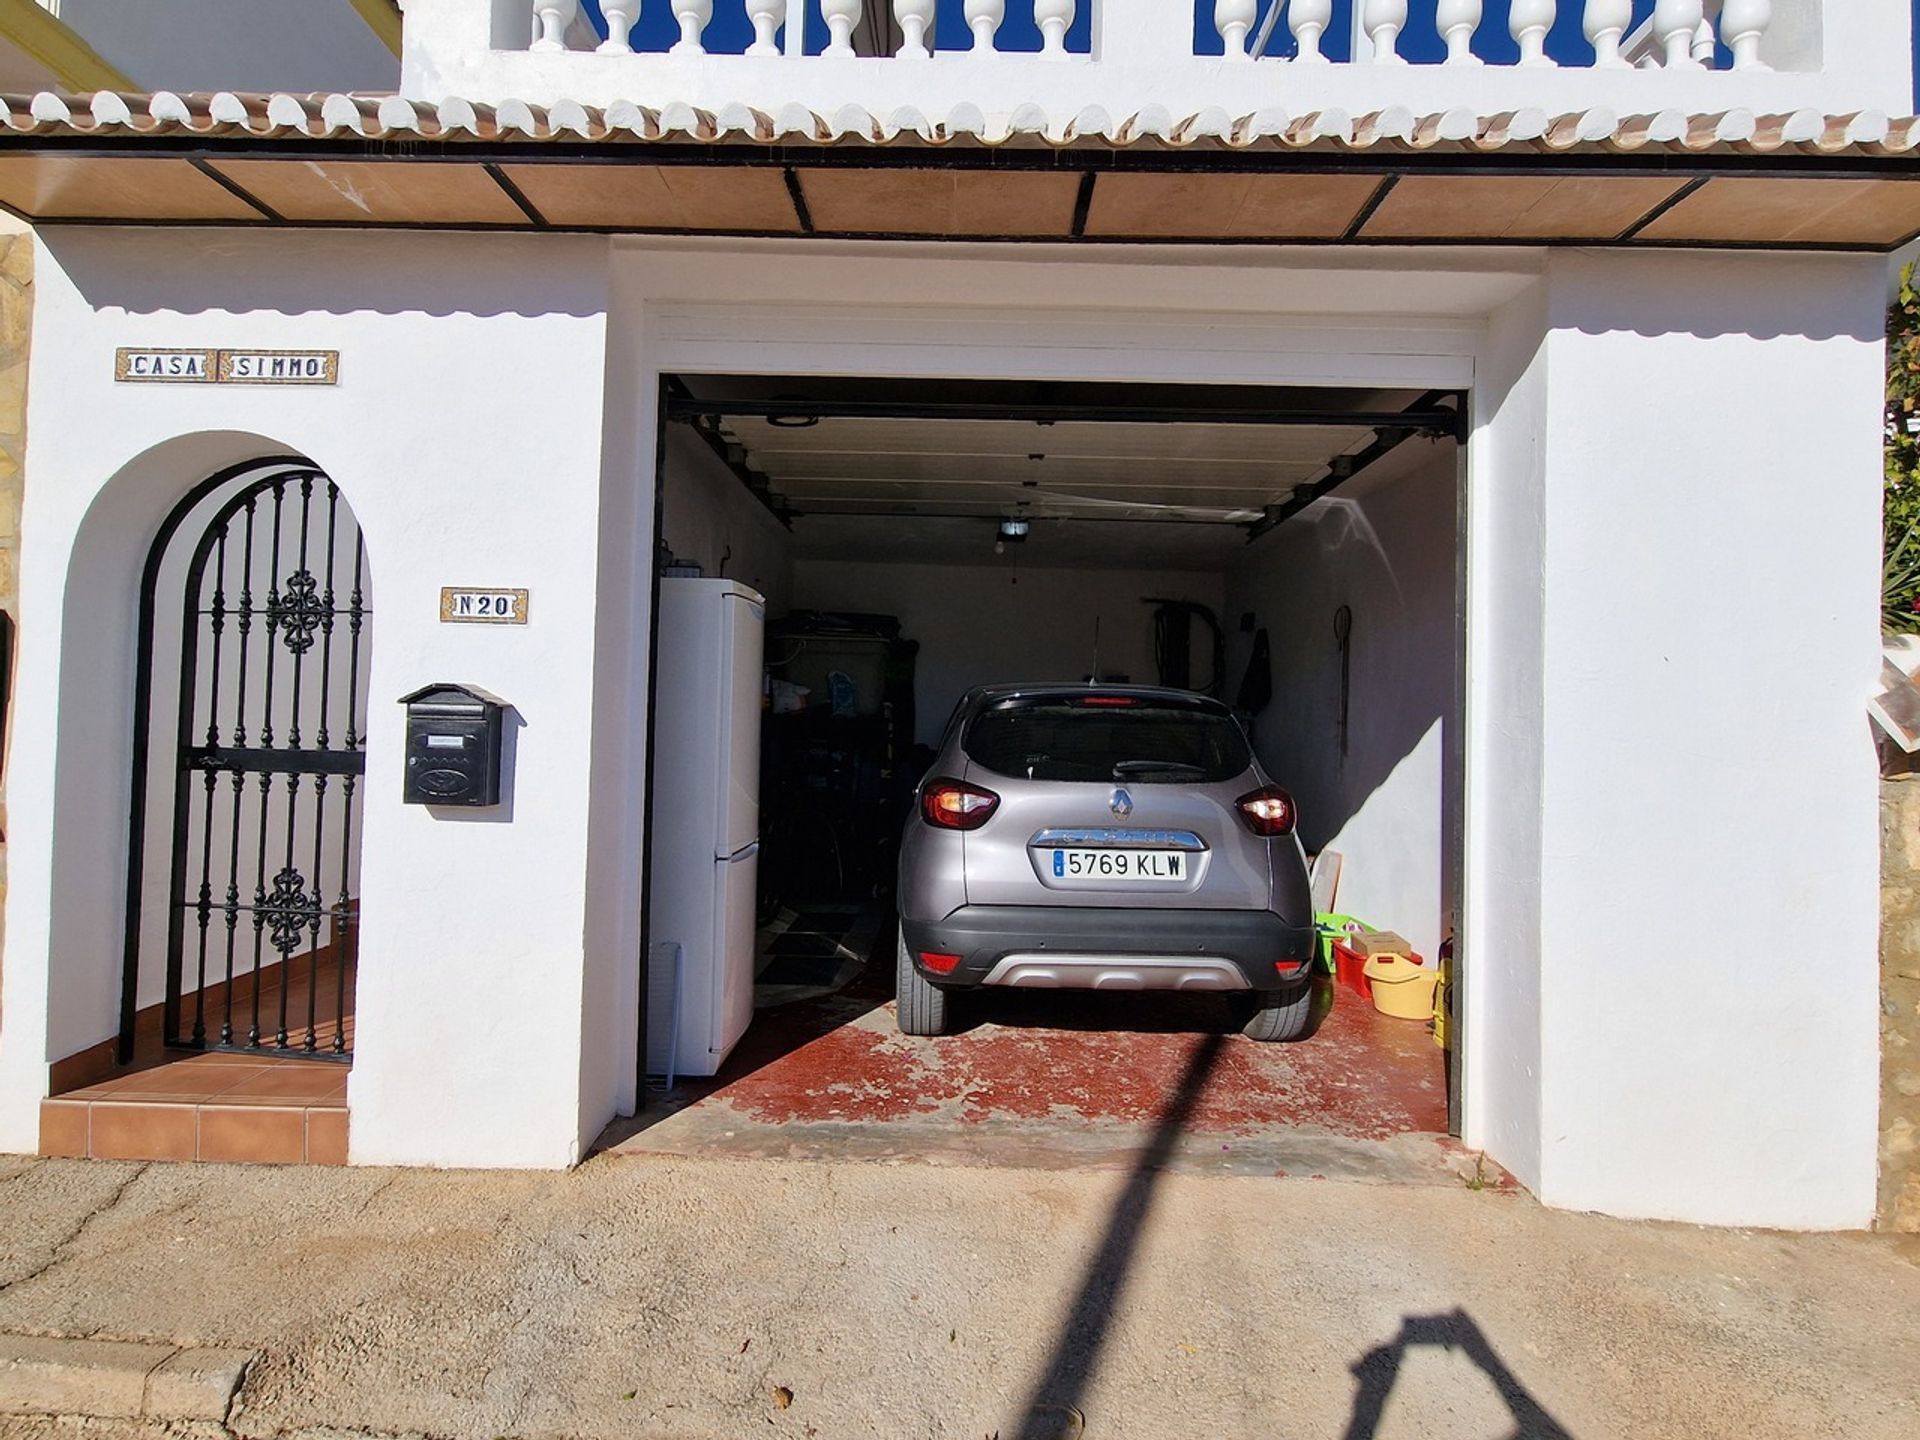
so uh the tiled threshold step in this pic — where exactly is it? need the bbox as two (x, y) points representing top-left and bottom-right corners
(41, 1053), (348, 1164)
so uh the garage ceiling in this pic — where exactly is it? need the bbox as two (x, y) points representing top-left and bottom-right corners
(787, 512), (1261, 569)
(679, 377), (1455, 568)
(721, 415), (1379, 522)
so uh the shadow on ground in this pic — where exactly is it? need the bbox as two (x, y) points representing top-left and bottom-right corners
(1013, 1031), (1225, 1439)
(1343, 1309), (1574, 1439)
(1006, 1033), (1559, 1440)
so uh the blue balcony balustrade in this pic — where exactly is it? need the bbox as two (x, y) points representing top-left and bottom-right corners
(574, 0), (1094, 56)
(397, 2), (1912, 130)
(542, 2), (1776, 70)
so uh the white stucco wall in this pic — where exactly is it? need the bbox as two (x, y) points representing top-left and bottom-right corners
(789, 559), (1227, 747)
(576, 255), (652, 1154)
(60, 0), (399, 94)
(1224, 441), (1459, 962)
(1460, 273), (1552, 1200)
(1524, 251), (1886, 1227)
(0, 230), (1888, 1226)
(0, 227), (625, 1169)
(660, 423), (794, 613)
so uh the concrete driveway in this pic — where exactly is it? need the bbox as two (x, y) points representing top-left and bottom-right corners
(0, 1149), (1916, 1439)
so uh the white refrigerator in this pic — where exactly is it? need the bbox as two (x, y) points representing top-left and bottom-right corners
(648, 578), (765, 1078)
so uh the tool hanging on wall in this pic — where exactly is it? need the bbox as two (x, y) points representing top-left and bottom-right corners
(1236, 626), (1273, 716)
(1334, 604), (1354, 760)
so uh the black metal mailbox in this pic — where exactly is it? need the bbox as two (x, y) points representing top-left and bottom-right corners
(399, 683), (504, 807)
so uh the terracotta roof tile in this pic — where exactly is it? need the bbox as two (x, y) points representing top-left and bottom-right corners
(1, 90), (1918, 159)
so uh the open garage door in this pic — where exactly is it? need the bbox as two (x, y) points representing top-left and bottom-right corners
(620, 375), (1471, 1183)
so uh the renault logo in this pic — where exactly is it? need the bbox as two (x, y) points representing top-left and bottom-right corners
(1109, 788), (1134, 819)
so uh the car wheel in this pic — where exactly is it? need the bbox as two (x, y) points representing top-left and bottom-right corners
(895, 929), (950, 1037)
(1242, 983), (1313, 1042)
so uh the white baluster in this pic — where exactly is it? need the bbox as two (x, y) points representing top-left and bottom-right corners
(746, 0), (783, 55)
(1290, 0), (1332, 64)
(1653, 0), (1704, 69)
(822, 0), (860, 55)
(1509, 0), (1556, 67)
(1583, 0), (1631, 67)
(1691, 17), (1716, 65)
(1365, 0), (1409, 64)
(1214, 0), (1256, 60)
(1035, 0), (1076, 58)
(670, 0), (711, 55)
(1436, 0), (1482, 66)
(1721, 0), (1772, 71)
(530, 0), (580, 53)
(597, 0), (637, 53)
(964, 0), (1004, 52)
(1216, 0), (1256, 60)
(893, 0), (935, 58)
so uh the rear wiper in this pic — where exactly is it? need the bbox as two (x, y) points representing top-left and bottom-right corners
(1112, 759), (1206, 778)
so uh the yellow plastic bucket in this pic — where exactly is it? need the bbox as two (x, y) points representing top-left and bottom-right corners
(1363, 954), (1439, 1021)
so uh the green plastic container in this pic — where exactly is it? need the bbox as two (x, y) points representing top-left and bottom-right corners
(1313, 914), (1368, 975)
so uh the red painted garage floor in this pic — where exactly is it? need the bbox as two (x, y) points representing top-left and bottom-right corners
(602, 934), (1489, 1188)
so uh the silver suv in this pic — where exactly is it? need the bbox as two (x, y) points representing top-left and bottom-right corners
(896, 685), (1316, 1041)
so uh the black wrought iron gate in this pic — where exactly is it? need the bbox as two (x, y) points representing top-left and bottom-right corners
(122, 463), (371, 1063)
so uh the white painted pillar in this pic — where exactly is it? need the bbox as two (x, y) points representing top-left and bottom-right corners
(1523, 253), (1883, 1228)
(1789, 2), (1912, 111)
(398, 1), (537, 90)
(1468, 251), (1886, 1229)
(1092, 0), (1192, 65)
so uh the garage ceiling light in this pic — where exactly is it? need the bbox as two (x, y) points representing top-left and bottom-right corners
(998, 518), (1031, 543)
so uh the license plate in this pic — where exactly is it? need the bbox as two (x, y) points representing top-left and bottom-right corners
(1051, 849), (1187, 881)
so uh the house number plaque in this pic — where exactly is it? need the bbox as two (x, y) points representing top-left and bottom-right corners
(440, 588), (530, 625)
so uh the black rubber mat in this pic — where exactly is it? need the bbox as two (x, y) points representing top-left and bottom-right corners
(787, 908), (862, 934)
(756, 952), (846, 986)
(768, 933), (844, 959)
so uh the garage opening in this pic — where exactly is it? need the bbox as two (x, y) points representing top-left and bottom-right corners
(623, 374), (1468, 1180)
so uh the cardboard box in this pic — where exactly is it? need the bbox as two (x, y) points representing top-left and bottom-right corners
(1353, 930), (1415, 959)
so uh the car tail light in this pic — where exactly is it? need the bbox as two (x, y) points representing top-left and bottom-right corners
(921, 779), (1000, 831)
(1236, 785), (1297, 837)
(1275, 960), (1307, 977)
(920, 951), (962, 976)
(1077, 695), (1137, 707)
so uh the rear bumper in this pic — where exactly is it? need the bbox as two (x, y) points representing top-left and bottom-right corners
(901, 905), (1316, 993)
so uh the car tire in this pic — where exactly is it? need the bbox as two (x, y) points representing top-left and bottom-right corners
(1241, 983), (1313, 1042)
(895, 930), (950, 1037)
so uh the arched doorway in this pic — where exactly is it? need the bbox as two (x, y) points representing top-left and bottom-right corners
(119, 459), (372, 1064)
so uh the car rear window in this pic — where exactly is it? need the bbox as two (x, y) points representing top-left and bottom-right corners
(963, 697), (1252, 784)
